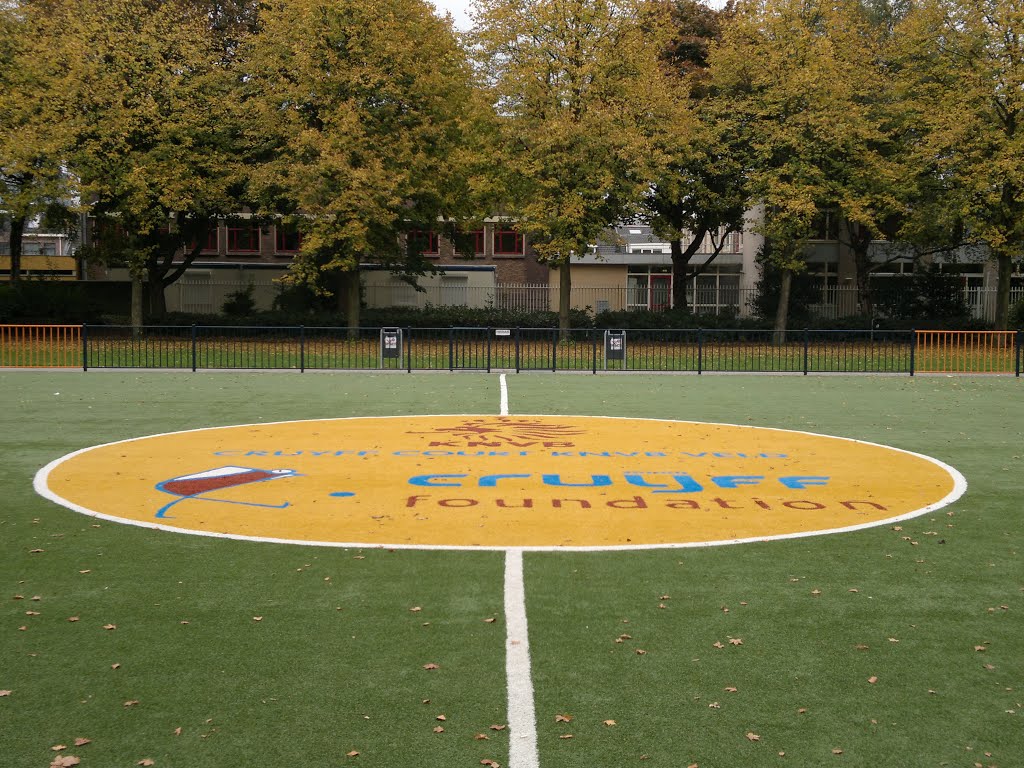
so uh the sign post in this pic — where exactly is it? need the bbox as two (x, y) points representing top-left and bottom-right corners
(380, 327), (403, 369)
(604, 329), (626, 370)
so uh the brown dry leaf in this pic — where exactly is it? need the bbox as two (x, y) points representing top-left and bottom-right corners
(79, 570), (91, 574)
(102, 624), (117, 630)
(474, 734), (490, 741)
(111, 663), (121, 670)
(558, 734), (574, 739)
(729, 638), (743, 646)
(432, 726), (445, 734)
(848, 589), (859, 593)
(854, 644), (869, 651)
(174, 728), (182, 736)
(635, 649), (647, 655)
(123, 700), (140, 707)
(974, 645), (987, 652)
(660, 595), (671, 600)
(708, 702), (720, 709)
(984, 664), (996, 670)
(658, 603), (667, 609)
(51, 745), (68, 752)
(555, 714), (573, 723)
(480, 761), (501, 767)
(724, 687), (738, 693)
(602, 719), (617, 727)
(489, 724), (506, 731)
(832, 748), (843, 755)
(797, 708), (808, 714)
(31, 596), (41, 601)
(25, 610), (40, 616)
(422, 663), (440, 670)
(868, 676), (879, 684)
(49, 757), (80, 768)
(346, 750), (359, 757)
(0, 690), (11, 697)
(811, 589), (822, 597)
(29, 549), (45, 554)
(252, 617), (263, 622)
(436, 714), (447, 721)
(712, 641), (725, 649)
(483, 618), (497, 623)
(67, 617), (80, 623)
(12, 595), (24, 600)
(745, 732), (760, 741)
(137, 760), (155, 766)
(409, 606), (422, 612)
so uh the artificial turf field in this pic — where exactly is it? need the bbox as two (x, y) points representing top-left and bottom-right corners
(1, 371), (1021, 767)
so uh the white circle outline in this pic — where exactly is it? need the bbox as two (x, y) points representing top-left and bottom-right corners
(33, 414), (968, 551)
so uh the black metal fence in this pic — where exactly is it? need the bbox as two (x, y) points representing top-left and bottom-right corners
(64, 325), (1023, 376)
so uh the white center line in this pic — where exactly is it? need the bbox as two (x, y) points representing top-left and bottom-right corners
(504, 548), (540, 768)
(499, 372), (539, 768)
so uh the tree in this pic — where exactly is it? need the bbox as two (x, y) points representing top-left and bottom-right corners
(894, 0), (1024, 329)
(240, 0), (483, 330)
(56, 0), (245, 326)
(0, 1), (73, 282)
(469, 0), (684, 335)
(645, 0), (750, 314)
(709, 0), (906, 339)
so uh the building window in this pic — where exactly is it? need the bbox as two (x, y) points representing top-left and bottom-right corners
(471, 230), (485, 254)
(227, 223), (260, 253)
(275, 224), (302, 253)
(494, 228), (523, 255)
(409, 230), (439, 255)
(189, 223), (219, 253)
(627, 266), (672, 311)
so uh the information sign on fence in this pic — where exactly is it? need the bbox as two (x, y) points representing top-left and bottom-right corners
(380, 327), (403, 367)
(604, 329), (626, 367)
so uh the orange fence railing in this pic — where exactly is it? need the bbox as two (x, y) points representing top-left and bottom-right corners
(915, 330), (1018, 374)
(0, 324), (82, 368)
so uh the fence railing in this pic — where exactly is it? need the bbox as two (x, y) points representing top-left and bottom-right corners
(2, 325), (1021, 376)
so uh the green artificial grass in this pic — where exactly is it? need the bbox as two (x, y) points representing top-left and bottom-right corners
(1, 372), (1021, 767)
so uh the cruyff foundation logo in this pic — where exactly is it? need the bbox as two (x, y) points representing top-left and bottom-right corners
(155, 465), (297, 519)
(410, 417), (585, 448)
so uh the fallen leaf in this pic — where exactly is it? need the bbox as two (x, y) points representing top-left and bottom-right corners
(832, 748), (843, 755)
(252, 617), (263, 622)
(868, 676), (878, 684)
(31, 596), (41, 601)
(474, 734), (490, 740)
(712, 641), (725, 649)
(137, 760), (155, 766)
(67, 617), (80, 622)
(111, 663), (121, 670)
(558, 734), (574, 739)
(52, 745), (68, 752)
(811, 589), (822, 596)
(422, 663), (440, 670)
(724, 687), (738, 693)
(102, 624), (117, 630)
(708, 702), (720, 709)
(489, 725), (506, 731)
(480, 761), (500, 767)
(602, 719), (617, 727)
(432, 726), (445, 733)
(0, 690), (11, 697)
(854, 644), (869, 651)
(346, 750), (359, 757)
(848, 589), (859, 593)
(483, 618), (497, 623)
(29, 549), (45, 553)
(797, 708), (807, 714)
(555, 714), (573, 723)
(436, 714), (447, 721)
(409, 606), (422, 612)
(974, 646), (987, 652)
(659, 595), (671, 600)
(729, 638), (743, 646)
(49, 757), (80, 768)
(25, 610), (40, 616)
(174, 728), (182, 736)
(746, 732), (760, 741)
(79, 570), (91, 574)
(635, 649), (647, 655)
(123, 700), (140, 707)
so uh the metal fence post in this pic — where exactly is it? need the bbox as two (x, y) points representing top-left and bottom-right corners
(909, 328), (916, 377)
(191, 324), (197, 372)
(515, 328), (521, 373)
(486, 327), (492, 373)
(299, 325), (305, 372)
(697, 328), (703, 375)
(803, 328), (809, 375)
(406, 327), (412, 372)
(1016, 329), (1022, 378)
(81, 324), (88, 372)
(592, 329), (598, 374)
(448, 327), (454, 371)
(551, 329), (557, 372)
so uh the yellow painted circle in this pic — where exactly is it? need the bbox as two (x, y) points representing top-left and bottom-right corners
(36, 416), (965, 550)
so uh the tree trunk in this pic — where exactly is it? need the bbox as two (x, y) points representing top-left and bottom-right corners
(558, 259), (572, 341)
(130, 274), (144, 338)
(670, 237), (689, 313)
(336, 269), (361, 339)
(773, 267), (792, 346)
(146, 279), (168, 320)
(994, 252), (1012, 330)
(8, 215), (25, 283)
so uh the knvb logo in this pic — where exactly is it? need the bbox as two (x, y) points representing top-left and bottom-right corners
(409, 417), (585, 448)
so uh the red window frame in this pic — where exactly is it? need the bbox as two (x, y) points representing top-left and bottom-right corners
(189, 223), (218, 253)
(409, 229), (439, 255)
(275, 224), (302, 253)
(227, 223), (260, 253)
(493, 228), (523, 255)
